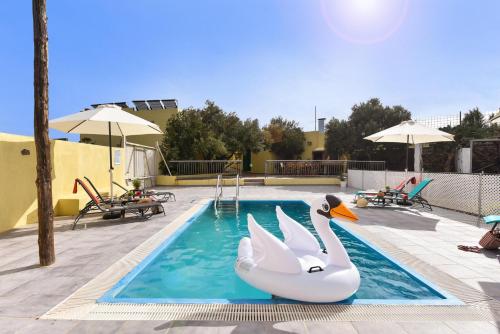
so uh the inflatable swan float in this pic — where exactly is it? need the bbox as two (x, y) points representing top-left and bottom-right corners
(235, 195), (360, 303)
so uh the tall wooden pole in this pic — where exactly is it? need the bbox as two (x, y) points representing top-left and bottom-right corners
(33, 0), (55, 266)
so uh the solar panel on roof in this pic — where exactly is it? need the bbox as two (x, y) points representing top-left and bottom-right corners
(147, 100), (163, 110)
(132, 100), (150, 110)
(161, 99), (178, 108)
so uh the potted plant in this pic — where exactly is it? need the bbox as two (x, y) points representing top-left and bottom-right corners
(340, 174), (347, 190)
(132, 178), (142, 190)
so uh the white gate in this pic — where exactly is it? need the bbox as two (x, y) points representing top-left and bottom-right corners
(125, 143), (158, 186)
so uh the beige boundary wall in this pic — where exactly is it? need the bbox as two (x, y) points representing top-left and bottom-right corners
(156, 175), (340, 186)
(0, 133), (125, 233)
(264, 177), (340, 186)
(156, 176), (243, 186)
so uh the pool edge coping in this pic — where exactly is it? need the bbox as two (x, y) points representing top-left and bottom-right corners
(41, 197), (499, 321)
(99, 199), (461, 306)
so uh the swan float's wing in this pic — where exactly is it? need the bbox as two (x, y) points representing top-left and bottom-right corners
(276, 206), (320, 253)
(247, 214), (302, 274)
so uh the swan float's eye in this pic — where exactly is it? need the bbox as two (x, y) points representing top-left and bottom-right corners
(322, 203), (330, 212)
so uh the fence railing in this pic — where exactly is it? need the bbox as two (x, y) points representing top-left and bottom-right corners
(264, 160), (386, 177)
(347, 169), (500, 226)
(169, 160), (242, 176)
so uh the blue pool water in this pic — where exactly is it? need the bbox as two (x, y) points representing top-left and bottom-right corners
(102, 200), (454, 304)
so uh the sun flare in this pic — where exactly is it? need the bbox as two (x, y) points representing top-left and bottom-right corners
(320, 0), (409, 44)
(350, 0), (381, 17)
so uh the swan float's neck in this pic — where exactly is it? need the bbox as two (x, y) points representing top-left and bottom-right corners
(310, 207), (351, 268)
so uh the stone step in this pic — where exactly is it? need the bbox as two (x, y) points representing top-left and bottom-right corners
(243, 178), (265, 186)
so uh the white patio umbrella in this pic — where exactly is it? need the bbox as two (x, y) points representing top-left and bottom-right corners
(364, 120), (454, 170)
(49, 104), (163, 198)
(490, 112), (500, 125)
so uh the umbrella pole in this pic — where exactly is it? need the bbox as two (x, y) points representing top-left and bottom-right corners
(108, 122), (114, 200)
(405, 134), (409, 173)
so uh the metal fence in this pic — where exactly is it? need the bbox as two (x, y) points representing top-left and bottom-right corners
(264, 160), (385, 178)
(169, 160), (242, 176)
(348, 169), (500, 224)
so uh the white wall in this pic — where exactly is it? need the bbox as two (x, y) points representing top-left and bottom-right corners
(348, 169), (499, 217)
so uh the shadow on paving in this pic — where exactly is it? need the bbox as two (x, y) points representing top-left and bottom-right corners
(479, 282), (500, 302)
(353, 206), (440, 231)
(0, 264), (39, 277)
(0, 215), (163, 240)
(479, 249), (500, 261)
(155, 320), (303, 333)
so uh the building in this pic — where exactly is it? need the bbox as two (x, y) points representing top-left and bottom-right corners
(82, 101), (328, 175)
(81, 99), (179, 148)
(250, 118), (327, 174)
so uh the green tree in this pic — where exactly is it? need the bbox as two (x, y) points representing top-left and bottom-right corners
(264, 117), (305, 159)
(325, 98), (411, 169)
(160, 108), (219, 161)
(453, 108), (491, 147)
(159, 101), (265, 174)
(324, 118), (352, 159)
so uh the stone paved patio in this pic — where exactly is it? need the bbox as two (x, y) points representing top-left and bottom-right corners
(0, 185), (498, 333)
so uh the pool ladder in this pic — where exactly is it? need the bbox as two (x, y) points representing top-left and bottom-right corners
(214, 174), (239, 214)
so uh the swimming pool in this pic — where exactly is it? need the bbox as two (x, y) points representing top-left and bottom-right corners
(100, 200), (459, 304)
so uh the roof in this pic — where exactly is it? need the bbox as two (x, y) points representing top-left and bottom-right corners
(90, 99), (178, 111)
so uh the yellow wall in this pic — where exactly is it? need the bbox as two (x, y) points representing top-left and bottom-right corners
(0, 133), (125, 233)
(303, 131), (326, 160)
(156, 175), (177, 185)
(0, 133), (34, 142)
(156, 175), (244, 186)
(156, 175), (338, 187)
(250, 131), (326, 173)
(250, 150), (276, 174)
(264, 177), (339, 186)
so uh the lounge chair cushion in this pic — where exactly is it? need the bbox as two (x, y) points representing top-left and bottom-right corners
(483, 215), (500, 225)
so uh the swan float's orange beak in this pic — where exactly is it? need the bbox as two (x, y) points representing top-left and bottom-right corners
(330, 202), (358, 222)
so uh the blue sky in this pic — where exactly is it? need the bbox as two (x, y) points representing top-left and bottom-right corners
(0, 0), (499, 138)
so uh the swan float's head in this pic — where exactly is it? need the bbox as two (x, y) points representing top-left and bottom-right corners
(312, 195), (358, 222)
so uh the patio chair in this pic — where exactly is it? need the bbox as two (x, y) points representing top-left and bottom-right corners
(112, 180), (176, 202)
(355, 178), (433, 210)
(84, 176), (174, 203)
(400, 178), (433, 210)
(83, 176), (140, 205)
(354, 176), (417, 200)
(72, 178), (165, 230)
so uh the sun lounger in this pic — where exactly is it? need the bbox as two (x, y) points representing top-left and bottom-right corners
(111, 180), (175, 202)
(355, 178), (433, 210)
(84, 176), (174, 203)
(72, 178), (164, 230)
(399, 178), (433, 210)
(354, 176), (417, 199)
